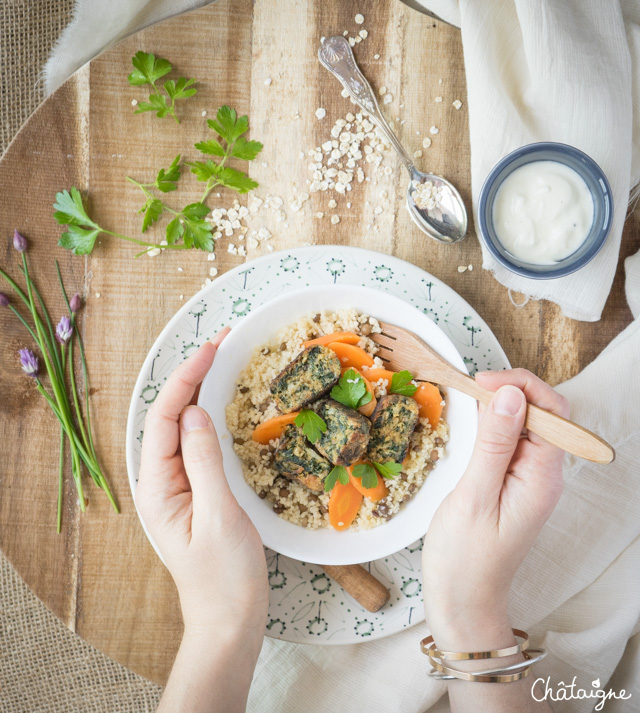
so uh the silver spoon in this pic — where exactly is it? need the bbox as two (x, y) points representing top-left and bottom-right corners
(318, 36), (467, 244)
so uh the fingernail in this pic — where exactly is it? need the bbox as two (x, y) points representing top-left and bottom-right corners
(492, 385), (524, 416)
(181, 406), (210, 432)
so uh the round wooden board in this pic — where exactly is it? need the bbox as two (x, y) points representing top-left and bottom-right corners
(0, 0), (636, 684)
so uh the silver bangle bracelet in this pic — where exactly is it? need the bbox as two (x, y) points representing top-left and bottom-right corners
(428, 648), (547, 681)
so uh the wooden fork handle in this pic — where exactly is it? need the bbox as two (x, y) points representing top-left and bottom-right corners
(321, 564), (390, 612)
(444, 370), (615, 464)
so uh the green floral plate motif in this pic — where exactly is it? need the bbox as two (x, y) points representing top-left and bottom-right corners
(126, 245), (510, 646)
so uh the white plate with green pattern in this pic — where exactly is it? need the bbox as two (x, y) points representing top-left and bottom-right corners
(126, 245), (510, 645)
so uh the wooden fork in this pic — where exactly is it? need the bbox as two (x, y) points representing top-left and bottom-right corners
(371, 322), (615, 464)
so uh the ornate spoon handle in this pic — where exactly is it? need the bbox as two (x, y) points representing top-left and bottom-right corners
(318, 36), (416, 175)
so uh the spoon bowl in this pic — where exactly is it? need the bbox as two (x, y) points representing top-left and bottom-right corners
(319, 36), (468, 244)
(407, 171), (468, 243)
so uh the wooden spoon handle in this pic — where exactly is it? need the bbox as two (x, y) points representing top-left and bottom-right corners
(321, 564), (390, 612)
(445, 370), (615, 464)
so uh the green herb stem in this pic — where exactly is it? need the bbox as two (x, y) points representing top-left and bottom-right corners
(133, 243), (193, 258)
(149, 80), (179, 124)
(53, 263), (117, 512)
(21, 257), (77, 443)
(24, 259), (86, 510)
(67, 336), (89, 454)
(57, 345), (67, 533)
(70, 315), (98, 463)
(7, 304), (39, 343)
(20, 267), (64, 382)
(57, 426), (64, 533)
(55, 261), (98, 466)
(200, 179), (222, 204)
(125, 176), (156, 201)
(36, 380), (86, 511)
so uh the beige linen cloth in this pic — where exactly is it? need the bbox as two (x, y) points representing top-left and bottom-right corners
(417, 0), (640, 323)
(24, 1), (640, 711)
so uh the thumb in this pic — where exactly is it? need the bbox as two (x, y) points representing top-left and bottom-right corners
(180, 405), (233, 512)
(460, 385), (526, 505)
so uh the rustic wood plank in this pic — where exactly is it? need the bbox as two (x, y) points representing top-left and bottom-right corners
(0, 0), (636, 686)
(75, 0), (256, 682)
(0, 73), (89, 631)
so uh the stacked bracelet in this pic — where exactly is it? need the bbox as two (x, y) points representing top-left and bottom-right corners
(419, 629), (547, 684)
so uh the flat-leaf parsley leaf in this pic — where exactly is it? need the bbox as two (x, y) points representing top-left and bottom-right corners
(351, 463), (379, 489)
(135, 93), (171, 119)
(187, 106), (262, 201)
(140, 198), (164, 233)
(372, 461), (403, 479)
(128, 51), (197, 123)
(128, 51), (172, 85)
(294, 409), (327, 444)
(53, 187), (99, 229)
(155, 155), (181, 192)
(389, 370), (418, 397)
(330, 368), (372, 410)
(208, 105), (249, 143)
(324, 465), (350, 492)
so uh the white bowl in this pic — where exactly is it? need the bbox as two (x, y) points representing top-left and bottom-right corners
(198, 285), (477, 565)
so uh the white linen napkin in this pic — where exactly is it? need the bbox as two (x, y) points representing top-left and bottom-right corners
(43, 2), (640, 711)
(43, 0), (213, 94)
(416, 0), (640, 322)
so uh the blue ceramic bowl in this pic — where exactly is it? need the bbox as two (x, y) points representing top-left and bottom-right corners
(477, 142), (613, 279)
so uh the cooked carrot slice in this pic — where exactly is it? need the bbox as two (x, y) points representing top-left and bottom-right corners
(327, 342), (374, 370)
(341, 366), (377, 417)
(361, 368), (443, 428)
(362, 368), (396, 385)
(413, 382), (443, 429)
(252, 412), (299, 444)
(347, 464), (388, 502)
(328, 481), (363, 531)
(303, 331), (360, 348)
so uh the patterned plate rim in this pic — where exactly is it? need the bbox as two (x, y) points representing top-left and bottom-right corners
(125, 245), (510, 645)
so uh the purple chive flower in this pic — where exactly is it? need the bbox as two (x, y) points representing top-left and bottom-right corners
(19, 348), (39, 377)
(0, 292), (9, 307)
(13, 229), (27, 253)
(69, 292), (82, 313)
(55, 315), (73, 344)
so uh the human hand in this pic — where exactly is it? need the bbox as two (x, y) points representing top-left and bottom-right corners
(421, 369), (568, 651)
(136, 332), (269, 641)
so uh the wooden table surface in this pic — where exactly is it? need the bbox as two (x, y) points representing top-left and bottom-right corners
(0, 0), (636, 685)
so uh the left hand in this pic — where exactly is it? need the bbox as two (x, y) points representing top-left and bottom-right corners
(135, 330), (269, 640)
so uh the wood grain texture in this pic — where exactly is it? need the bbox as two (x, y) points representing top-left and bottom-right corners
(0, 0), (636, 685)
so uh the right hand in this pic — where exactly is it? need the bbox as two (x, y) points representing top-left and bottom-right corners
(421, 369), (569, 650)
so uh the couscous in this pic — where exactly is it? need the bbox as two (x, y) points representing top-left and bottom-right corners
(225, 308), (448, 531)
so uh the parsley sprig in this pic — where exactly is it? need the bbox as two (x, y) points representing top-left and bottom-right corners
(128, 51), (197, 123)
(389, 370), (418, 397)
(53, 187), (188, 256)
(352, 461), (403, 489)
(55, 105), (262, 257)
(324, 465), (350, 492)
(294, 409), (327, 443)
(125, 156), (214, 253)
(187, 106), (262, 199)
(330, 368), (373, 410)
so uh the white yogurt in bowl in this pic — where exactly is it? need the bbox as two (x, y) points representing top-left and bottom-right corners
(477, 142), (613, 280)
(492, 161), (594, 265)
